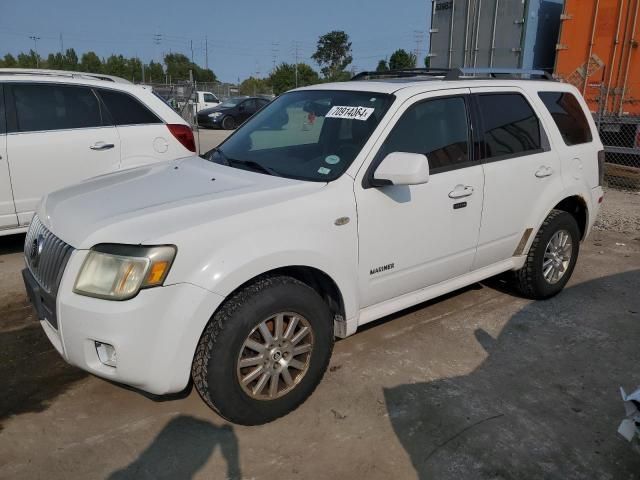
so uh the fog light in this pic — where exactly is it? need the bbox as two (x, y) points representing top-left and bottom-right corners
(95, 341), (117, 367)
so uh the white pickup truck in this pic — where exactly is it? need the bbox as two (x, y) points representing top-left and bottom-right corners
(23, 68), (604, 425)
(191, 90), (220, 111)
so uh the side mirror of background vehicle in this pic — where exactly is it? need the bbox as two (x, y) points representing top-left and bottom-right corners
(372, 152), (430, 187)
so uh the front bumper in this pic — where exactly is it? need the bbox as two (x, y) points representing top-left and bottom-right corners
(25, 250), (225, 395)
(197, 115), (222, 128)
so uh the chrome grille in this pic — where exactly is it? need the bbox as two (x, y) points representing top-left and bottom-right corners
(24, 216), (74, 294)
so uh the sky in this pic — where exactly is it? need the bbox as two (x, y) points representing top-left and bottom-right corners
(1, 0), (432, 83)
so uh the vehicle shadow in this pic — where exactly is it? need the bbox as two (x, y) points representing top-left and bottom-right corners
(383, 270), (640, 479)
(108, 415), (241, 480)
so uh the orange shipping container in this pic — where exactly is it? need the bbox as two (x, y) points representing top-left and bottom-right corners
(555, 0), (640, 116)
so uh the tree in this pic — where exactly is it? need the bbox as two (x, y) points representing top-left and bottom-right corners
(46, 52), (66, 70)
(146, 61), (164, 82)
(376, 59), (389, 72)
(64, 48), (79, 70)
(80, 51), (102, 73)
(17, 50), (40, 68)
(269, 63), (319, 96)
(2, 54), (17, 67)
(164, 53), (216, 82)
(103, 54), (128, 78)
(389, 49), (417, 70)
(424, 56), (431, 68)
(312, 30), (352, 81)
(239, 76), (271, 96)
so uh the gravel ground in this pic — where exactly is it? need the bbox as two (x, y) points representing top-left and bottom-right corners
(594, 188), (640, 234)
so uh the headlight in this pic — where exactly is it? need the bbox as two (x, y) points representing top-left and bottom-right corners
(208, 112), (222, 118)
(74, 244), (176, 300)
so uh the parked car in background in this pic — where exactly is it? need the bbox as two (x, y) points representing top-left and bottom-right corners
(197, 96), (271, 130)
(22, 68), (604, 425)
(0, 68), (195, 236)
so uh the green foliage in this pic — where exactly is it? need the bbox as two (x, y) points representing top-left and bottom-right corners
(376, 59), (389, 72)
(424, 56), (431, 68)
(268, 63), (320, 96)
(164, 53), (216, 82)
(312, 30), (352, 81)
(389, 49), (417, 70)
(146, 61), (164, 82)
(64, 48), (78, 70)
(239, 76), (271, 96)
(80, 52), (102, 73)
(1, 54), (17, 67)
(17, 50), (40, 68)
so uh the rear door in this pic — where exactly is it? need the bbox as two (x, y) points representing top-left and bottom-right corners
(5, 82), (121, 225)
(96, 88), (171, 169)
(0, 84), (19, 231)
(471, 87), (563, 269)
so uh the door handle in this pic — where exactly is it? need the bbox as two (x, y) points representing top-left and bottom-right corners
(448, 185), (474, 199)
(90, 142), (115, 151)
(535, 166), (553, 178)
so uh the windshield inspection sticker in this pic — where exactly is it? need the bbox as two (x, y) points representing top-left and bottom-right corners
(318, 167), (331, 175)
(325, 155), (340, 165)
(326, 106), (375, 121)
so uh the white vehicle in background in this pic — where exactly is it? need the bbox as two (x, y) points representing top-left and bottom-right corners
(191, 91), (220, 111)
(22, 68), (604, 425)
(0, 68), (196, 236)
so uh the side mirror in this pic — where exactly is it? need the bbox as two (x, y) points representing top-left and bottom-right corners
(372, 152), (430, 186)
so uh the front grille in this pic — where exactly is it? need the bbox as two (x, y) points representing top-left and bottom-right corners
(24, 216), (74, 295)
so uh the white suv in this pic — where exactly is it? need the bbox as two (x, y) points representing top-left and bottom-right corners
(0, 69), (196, 236)
(22, 68), (604, 425)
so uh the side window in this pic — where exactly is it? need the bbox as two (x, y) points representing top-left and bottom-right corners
(477, 93), (541, 160)
(0, 85), (5, 134)
(98, 89), (161, 126)
(242, 99), (257, 111)
(13, 83), (102, 133)
(538, 91), (593, 146)
(379, 96), (470, 172)
(203, 93), (217, 103)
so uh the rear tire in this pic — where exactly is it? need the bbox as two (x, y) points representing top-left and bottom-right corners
(512, 209), (580, 299)
(192, 275), (334, 425)
(222, 116), (236, 130)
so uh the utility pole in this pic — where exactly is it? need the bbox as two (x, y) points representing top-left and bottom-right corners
(413, 30), (424, 66)
(271, 42), (279, 73)
(141, 61), (145, 83)
(190, 40), (194, 63)
(29, 35), (41, 67)
(292, 41), (301, 87)
(59, 33), (64, 54)
(205, 36), (209, 70)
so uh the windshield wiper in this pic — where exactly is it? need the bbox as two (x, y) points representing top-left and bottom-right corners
(208, 147), (281, 177)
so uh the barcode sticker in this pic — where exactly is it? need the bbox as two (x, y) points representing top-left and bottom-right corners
(326, 106), (375, 121)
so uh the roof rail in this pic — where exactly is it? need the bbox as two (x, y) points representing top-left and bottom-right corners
(444, 68), (554, 81)
(351, 68), (452, 81)
(0, 68), (132, 84)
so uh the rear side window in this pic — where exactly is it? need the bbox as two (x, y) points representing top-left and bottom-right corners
(538, 91), (592, 146)
(13, 83), (102, 133)
(477, 93), (541, 160)
(379, 96), (470, 172)
(98, 89), (161, 126)
(0, 85), (6, 134)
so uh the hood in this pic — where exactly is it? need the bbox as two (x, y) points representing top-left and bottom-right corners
(39, 156), (325, 248)
(199, 105), (231, 115)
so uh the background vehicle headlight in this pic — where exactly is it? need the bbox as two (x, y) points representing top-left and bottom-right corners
(74, 244), (176, 300)
(208, 112), (222, 118)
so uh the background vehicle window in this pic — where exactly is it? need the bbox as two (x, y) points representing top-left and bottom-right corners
(203, 93), (217, 103)
(242, 99), (257, 111)
(379, 96), (470, 172)
(13, 84), (102, 133)
(478, 93), (541, 159)
(98, 89), (160, 126)
(538, 91), (592, 146)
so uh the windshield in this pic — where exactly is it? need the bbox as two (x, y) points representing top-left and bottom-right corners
(219, 97), (245, 108)
(207, 90), (394, 182)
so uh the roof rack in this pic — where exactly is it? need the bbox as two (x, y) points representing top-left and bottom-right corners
(444, 68), (554, 81)
(0, 68), (132, 84)
(351, 68), (453, 81)
(351, 67), (555, 82)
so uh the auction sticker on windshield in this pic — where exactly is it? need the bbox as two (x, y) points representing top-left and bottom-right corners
(326, 106), (375, 121)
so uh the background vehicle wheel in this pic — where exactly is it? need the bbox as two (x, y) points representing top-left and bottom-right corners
(513, 209), (580, 299)
(192, 275), (334, 425)
(222, 116), (236, 130)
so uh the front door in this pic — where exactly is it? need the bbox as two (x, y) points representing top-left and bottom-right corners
(0, 84), (18, 231)
(5, 82), (121, 225)
(355, 90), (485, 307)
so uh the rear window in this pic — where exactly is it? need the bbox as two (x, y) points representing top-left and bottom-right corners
(477, 93), (541, 160)
(98, 89), (161, 126)
(538, 91), (593, 146)
(13, 83), (102, 133)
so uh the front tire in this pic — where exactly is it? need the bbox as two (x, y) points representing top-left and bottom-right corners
(192, 275), (334, 425)
(513, 209), (580, 299)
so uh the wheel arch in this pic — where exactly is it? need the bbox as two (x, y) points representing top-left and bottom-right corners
(551, 195), (589, 240)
